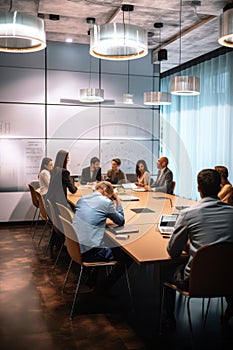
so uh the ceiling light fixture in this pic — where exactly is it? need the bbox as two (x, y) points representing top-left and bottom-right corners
(89, 4), (148, 61)
(218, 3), (233, 47)
(0, 10), (46, 53)
(144, 23), (171, 106)
(170, 0), (200, 96)
(80, 20), (104, 103)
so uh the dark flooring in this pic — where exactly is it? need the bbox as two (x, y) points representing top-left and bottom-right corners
(0, 223), (233, 350)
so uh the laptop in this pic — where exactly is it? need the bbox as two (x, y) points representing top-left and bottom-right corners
(158, 214), (179, 235)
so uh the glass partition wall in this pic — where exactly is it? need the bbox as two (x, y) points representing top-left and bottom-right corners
(0, 42), (160, 222)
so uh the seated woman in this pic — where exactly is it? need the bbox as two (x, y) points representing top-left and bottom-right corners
(38, 157), (53, 196)
(135, 159), (151, 187)
(215, 165), (233, 205)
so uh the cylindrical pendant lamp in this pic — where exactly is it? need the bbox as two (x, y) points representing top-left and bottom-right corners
(144, 92), (171, 105)
(0, 11), (46, 53)
(170, 76), (200, 96)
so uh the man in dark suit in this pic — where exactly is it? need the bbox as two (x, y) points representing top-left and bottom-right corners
(80, 156), (101, 184)
(145, 156), (173, 194)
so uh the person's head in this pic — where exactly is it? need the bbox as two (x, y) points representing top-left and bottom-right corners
(136, 159), (149, 176)
(39, 157), (53, 173)
(90, 156), (100, 170)
(157, 156), (168, 170)
(54, 150), (69, 169)
(95, 181), (115, 199)
(214, 165), (229, 185)
(197, 169), (221, 198)
(111, 158), (121, 171)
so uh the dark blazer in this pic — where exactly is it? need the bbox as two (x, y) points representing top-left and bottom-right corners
(151, 167), (173, 194)
(106, 169), (126, 184)
(46, 167), (77, 208)
(80, 166), (101, 184)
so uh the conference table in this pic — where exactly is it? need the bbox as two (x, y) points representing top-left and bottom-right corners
(68, 187), (197, 265)
(68, 186), (198, 327)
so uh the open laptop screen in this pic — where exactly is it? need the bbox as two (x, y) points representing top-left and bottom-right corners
(158, 214), (179, 235)
(160, 214), (179, 227)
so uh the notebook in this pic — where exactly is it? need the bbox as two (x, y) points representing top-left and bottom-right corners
(122, 183), (138, 190)
(131, 208), (155, 214)
(133, 188), (146, 192)
(110, 225), (139, 234)
(158, 214), (179, 235)
(118, 195), (140, 201)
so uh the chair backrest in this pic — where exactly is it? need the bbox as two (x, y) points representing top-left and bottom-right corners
(35, 190), (49, 221)
(30, 180), (40, 190)
(59, 215), (82, 265)
(171, 181), (176, 195)
(28, 183), (40, 208)
(46, 199), (61, 231)
(56, 202), (74, 223)
(189, 242), (233, 298)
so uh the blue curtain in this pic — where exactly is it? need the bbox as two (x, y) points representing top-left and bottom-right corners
(160, 51), (233, 200)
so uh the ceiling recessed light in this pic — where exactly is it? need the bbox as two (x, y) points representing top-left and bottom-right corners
(66, 38), (73, 43)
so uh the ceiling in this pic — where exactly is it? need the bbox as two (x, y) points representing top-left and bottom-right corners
(0, 0), (232, 72)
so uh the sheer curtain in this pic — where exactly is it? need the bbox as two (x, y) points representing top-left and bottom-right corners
(160, 51), (233, 200)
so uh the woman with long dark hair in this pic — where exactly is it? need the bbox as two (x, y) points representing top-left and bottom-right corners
(38, 157), (53, 195)
(46, 150), (77, 207)
(46, 150), (78, 255)
(135, 159), (151, 187)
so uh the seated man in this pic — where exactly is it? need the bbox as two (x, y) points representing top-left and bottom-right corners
(105, 158), (127, 184)
(80, 156), (101, 185)
(161, 169), (233, 330)
(72, 181), (132, 288)
(145, 156), (173, 194)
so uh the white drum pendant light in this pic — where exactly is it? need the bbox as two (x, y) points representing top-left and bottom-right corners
(144, 92), (171, 105)
(218, 4), (233, 47)
(0, 11), (46, 53)
(89, 4), (148, 61)
(80, 88), (104, 103)
(170, 76), (200, 95)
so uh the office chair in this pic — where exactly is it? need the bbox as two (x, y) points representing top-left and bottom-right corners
(160, 242), (233, 335)
(56, 202), (74, 223)
(171, 181), (176, 195)
(35, 191), (52, 248)
(47, 199), (66, 268)
(28, 184), (40, 235)
(59, 215), (133, 319)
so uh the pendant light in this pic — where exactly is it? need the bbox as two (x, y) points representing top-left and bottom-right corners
(80, 20), (104, 103)
(0, 1), (46, 53)
(218, 3), (233, 47)
(144, 23), (171, 106)
(123, 60), (133, 104)
(89, 4), (148, 61)
(170, 0), (200, 96)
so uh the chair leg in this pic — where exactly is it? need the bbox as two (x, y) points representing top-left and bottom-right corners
(32, 212), (41, 239)
(51, 242), (64, 272)
(62, 259), (73, 294)
(69, 266), (83, 320)
(38, 221), (49, 246)
(30, 207), (39, 236)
